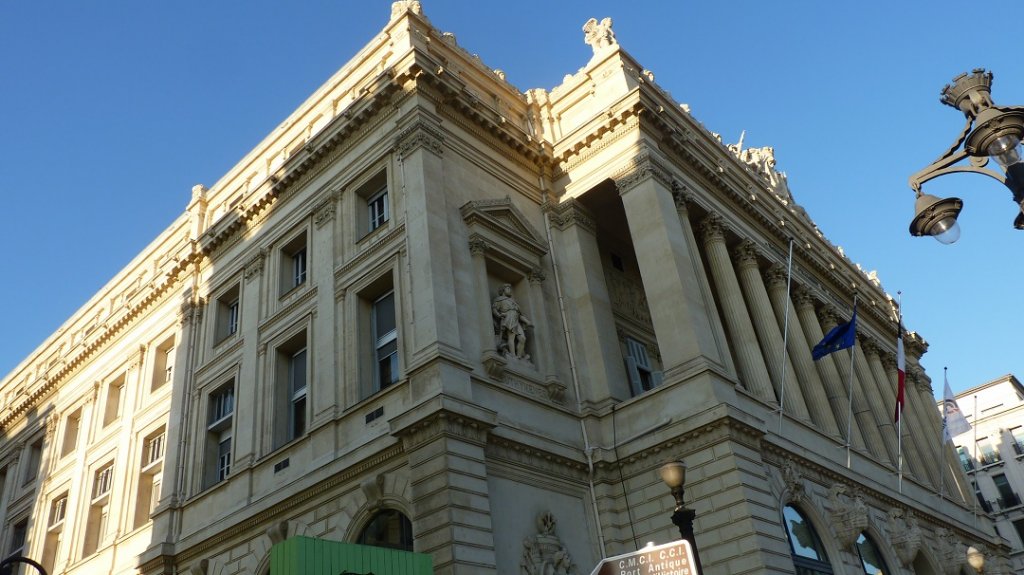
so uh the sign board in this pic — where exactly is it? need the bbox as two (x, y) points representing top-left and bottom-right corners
(590, 540), (699, 575)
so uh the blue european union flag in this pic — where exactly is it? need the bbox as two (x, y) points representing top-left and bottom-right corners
(812, 305), (857, 360)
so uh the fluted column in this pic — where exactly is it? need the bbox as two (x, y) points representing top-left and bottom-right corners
(792, 287), (867, 451)
(699, 215), (776, 405)
(469, 239), (497, 359)
(853, 334), (901, 468)
(764, 265), (840, 437)
(819, 306), (891, 465)
(873, 349), (933, 486)
(733, 241), (810, 422)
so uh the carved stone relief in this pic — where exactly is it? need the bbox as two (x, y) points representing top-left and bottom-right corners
(582, 17), (616, 54)
(886, 507), (921, 567)
(828, 484), (868, 550)
(521, 511), (578, 575)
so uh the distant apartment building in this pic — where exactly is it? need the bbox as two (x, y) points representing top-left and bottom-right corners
(0, 2), (1013, 574)
(945, 374), (1024, 573)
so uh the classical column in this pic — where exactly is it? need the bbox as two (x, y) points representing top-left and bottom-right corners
(699, 215), (776, 405)
(763, 265), (840, 437)
(732, 241), (811, 422)
(393, 403), (498, 575)
(869, 347), (932, 486)
(819, 306), (891, 465)
(548, 200), (628, 404)
(853, 334), (900, 467)
(674, 190), (736, 378)
(792, 287), (867, 451)
(615, 157), (728, 380)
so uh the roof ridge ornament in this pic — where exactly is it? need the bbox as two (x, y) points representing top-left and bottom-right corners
(582, 17), (616, 54)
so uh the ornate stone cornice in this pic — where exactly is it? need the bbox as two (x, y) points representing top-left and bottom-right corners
(395, 409), (493, 451)
(395, 120), (444, 158)
(546, 199), (596, 234)
(612, 152), (674, 195)
(244, 250), (266, 282)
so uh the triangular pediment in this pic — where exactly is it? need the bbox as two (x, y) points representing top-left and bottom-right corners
(460, 197), (547, 261)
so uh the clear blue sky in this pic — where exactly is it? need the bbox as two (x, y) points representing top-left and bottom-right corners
(1, 1), (1019, 399)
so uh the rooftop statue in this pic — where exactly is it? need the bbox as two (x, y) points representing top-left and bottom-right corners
(582, 17), (616, 53)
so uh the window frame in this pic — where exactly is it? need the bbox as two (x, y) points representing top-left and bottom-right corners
(372, 291), (399, 391)
(205, 381), (236, 488)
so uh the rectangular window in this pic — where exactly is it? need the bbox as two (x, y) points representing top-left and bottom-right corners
(993, 473), (1021, 508)
(22, 440), (42, 486)
(135, 427), (166, 528)
(8, 518), (27, 556)
(279, 233), (309, 294)
(624, 337), (663, 396)
(957, 446), (975, 472)
(1011, 426), (1024, 456)
(1014, 519), (1024, 548)
(93, 464), (113, 501)
(373, 292), (399, 390)
(205, 382), (234, 488)
(103, 375), (126, 426)
(143, 430), (166, 470)
(367, 186), (389, 232)
(273, 332), (309, 448)
(215, 284), (241, 342)
(977, 439), (1002, 466)
(151, 336), (176, 391)
(61, 408), (82, 458)
(49, 494), (68, 528)
(288, 348), (308, 442)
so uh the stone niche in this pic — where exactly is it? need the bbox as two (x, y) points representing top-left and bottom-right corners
(461, 197), (566, 405)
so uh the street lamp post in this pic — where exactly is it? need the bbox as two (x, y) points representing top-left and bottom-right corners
(0, 556), (47, 575)
(908, 69), (1024, 243)
(966, 545), (985, 574)
(658, 461), (704, 574)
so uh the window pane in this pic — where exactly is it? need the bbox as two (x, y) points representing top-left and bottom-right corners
(290, 348), (307, 394)
(357, 509), (413, 551)
(374, 292), (396, 336)
(784, 506), (824, 561)
(856, 533), (889, 575)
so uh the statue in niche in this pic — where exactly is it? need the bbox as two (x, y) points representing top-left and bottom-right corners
(493, 284), (531, 360)
(582, 17), (616, 53)
(520, 511), (577, 575)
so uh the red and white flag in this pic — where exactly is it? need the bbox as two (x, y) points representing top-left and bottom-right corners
(894, 319), (905, 422)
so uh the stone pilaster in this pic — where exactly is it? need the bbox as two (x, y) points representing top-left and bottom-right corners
(764, 266), (840, 437)
(614, 155), (727, 381)
(732, 241), (810, 421)
(392, 399), (498, 575)
(698, 215), (776, 405)
(792, 287), (867, 451)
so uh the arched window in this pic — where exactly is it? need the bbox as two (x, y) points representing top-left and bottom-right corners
(782, 505), (834, 575)
(357, 509), (413, 551)
(856, 533), (890, 575)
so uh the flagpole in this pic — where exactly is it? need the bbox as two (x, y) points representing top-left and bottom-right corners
(940, 366), (948, 499)
(844, 293), (858, 469)
(897, 292), (903, 494)
(778, 237), (794, 434)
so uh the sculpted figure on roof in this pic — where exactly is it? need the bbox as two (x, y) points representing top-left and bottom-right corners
(582, 17), (616, 53)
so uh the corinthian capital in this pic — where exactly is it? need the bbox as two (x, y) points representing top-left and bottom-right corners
(699, 213), (725, 244)
(732, 239), (760, 269)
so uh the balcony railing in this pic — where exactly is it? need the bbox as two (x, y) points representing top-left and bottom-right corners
(997, 493), (1022, 510)
(979, 452), (1004, 467)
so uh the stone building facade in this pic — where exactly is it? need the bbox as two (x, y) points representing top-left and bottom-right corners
(945, 375), (1024, 573)
(0, 3), (1011, 574)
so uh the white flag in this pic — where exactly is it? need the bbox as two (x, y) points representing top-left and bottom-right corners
(942, 377), (971, 441)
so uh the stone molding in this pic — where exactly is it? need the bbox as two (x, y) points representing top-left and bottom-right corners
(244, 250), (266, 282)
(396, 409), (493, 451)
(612, 152), (674, 196)
(395, 120), (444, 158)
(313, 195), (337, 228)
(546, 199), (596, 235)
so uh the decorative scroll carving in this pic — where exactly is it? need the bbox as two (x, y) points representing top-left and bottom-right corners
(614, 154), (674, 195)
(548, 200), (596, 234)
(828, 484), (868, 550)
(314, 196), (336, 228)
(886, 508), (921, 567)
(698, 214), (725, 244)
(396, 121), (444, 158)
(520, 511), (578, 575)
(782, 459), (806, 502)
(244, 250), (266, 282)
(468, 237), (489, 256)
